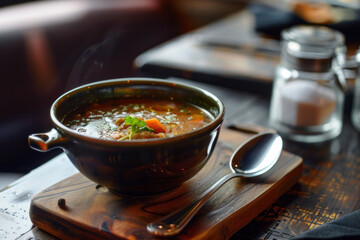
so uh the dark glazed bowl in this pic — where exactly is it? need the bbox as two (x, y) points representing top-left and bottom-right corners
(29, 78), (224, 196)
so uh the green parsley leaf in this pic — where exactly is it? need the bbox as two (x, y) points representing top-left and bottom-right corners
(120, 116), (153, 140)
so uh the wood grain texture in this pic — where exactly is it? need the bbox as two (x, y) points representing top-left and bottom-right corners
(230, 106), (360, 239)
(30, 128), (302, 240)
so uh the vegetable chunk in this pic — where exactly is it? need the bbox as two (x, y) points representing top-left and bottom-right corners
(145, 118), (166, 133)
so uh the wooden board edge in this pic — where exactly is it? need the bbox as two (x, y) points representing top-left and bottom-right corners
(198, 155), (303, 240)
(29, 198), (114, 240)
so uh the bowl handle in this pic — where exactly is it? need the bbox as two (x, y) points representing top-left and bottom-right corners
(28, 128), (68, 152)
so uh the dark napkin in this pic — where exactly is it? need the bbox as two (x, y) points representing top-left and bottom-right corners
(292, 209), (360, 240)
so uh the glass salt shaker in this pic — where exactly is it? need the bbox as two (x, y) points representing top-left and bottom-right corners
(351, 48), (360, 131)
(269, 25), (347, 143)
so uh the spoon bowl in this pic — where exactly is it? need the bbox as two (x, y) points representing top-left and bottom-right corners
(231, 132), (283, 176)
(147, 132), (283, 236)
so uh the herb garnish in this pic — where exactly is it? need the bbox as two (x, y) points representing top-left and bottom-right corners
(119, 116), (154, 140)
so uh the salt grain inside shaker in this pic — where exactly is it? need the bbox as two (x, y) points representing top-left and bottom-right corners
(281, 80), (336, 126)
(269, 25), (345, 143)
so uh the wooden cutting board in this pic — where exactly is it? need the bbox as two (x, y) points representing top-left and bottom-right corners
(30, 127), (302, 240)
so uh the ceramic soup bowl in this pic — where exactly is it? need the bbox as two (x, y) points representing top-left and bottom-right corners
(29, 78), (225, 195)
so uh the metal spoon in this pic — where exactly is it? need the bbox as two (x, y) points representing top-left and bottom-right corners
(147, 132), (283, 237)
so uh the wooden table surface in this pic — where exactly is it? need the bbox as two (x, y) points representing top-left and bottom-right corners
(134, 10), (280, 95)
(1, 76), (359, 239)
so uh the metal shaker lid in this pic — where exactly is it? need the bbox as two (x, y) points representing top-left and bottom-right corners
(281, 25), (345, 72)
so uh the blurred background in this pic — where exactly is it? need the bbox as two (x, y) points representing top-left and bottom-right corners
(0, 0), (246, 186)
(1, 0), (359, 186)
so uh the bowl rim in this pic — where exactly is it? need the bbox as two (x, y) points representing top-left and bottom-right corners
(50, 77), (225, 147)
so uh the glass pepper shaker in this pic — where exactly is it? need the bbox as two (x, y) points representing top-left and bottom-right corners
(269, 25), (346, 143)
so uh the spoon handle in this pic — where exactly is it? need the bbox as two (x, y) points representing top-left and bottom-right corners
(146, 173), (239, 236)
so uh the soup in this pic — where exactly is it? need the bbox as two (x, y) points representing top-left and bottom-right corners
(63, 98), (213, 140)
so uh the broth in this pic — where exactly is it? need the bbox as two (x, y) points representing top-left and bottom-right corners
(63, 98), (213, 140)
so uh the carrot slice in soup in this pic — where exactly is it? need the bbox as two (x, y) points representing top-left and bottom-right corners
(190, 114), (204, 123)
(145, 118), (166, 133)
